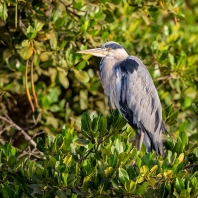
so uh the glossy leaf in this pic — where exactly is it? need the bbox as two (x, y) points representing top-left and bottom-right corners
(124, 180), (136, 193)
(19, 46), (33, 60)
(74, 138), (90, 147)
(73, 69), (90, 83)
(118, 168), (129, 185)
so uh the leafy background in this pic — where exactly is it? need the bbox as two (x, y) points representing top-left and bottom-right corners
(0, 0), (198, 197)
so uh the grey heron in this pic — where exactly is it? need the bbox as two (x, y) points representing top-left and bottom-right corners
(77, 41), (166, 155)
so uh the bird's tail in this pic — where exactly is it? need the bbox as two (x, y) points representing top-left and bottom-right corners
(142, 126), (164, 156)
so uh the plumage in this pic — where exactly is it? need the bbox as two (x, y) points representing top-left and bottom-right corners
(77, 41), (166, 155)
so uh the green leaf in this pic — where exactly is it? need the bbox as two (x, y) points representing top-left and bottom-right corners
(92, 116), (100, 132)
(177, 55), (186, 68)
(150, 165), (158, 174)
(118, 168), (129, 185)
(33, 53), (40, 66)
(192, 100), (198, 115)
(136, 182), (148, 195)
(174, 137), (183, 154)
(165, 105), (173, 117)
(104, 167), (114, 177)
(61, 173), (69, 185)
(74, 138), (90, 146)
(111, 178), (120, 190)
(174, 0), (185, 7)
(165, 137), (175, 150)
(40, 52), (52, 62)
(175, 178), (185, 194)
(21, 40), (30, 47)
(0, 3), (8, 21)
(166, 118), (177, 125)
(102, 31), (109, 41)
(47, 87), (60, 104)
(34, 20), (44, 32)
(34, 41), (46, 51)
(26, 25), (37, 39)
(73, 69), (90, 83)
(80, 89), (88, 110)
(48, 155), (56, 168)
(159, 51), (168, 61)
(98, 115), (107, 135)
(163, 170), (173, 179)
(115, 138), (124, 154)
(76, 60), (87, 70)
(104, 9), (114, 23)
(168, 53), (175, 66)
(124, 180), (136, 193)
(8, 155), (16, 169)
(50, 36), (57, 50)
(63, 154), (73, 165)
(19, 46), (33, 60)
(81, 112), (92, 136)
(140, 165), (149, 175)
(180, 131), (188, 147)
(60, 41), (67, 50)
(136, 156), (142, 168)
(180, 189), (190, 198)
(67, 174), (77, 188)
(36, 137), (45, 152)
(193, 147), (198, 159)
(59, 72), (69, 89)
(1, 184), (14, 198)
(169, 109), (179, 120)
(118, 152), (129, 165)
(109, 153), (118, 168)
(148, 177), (156, 187)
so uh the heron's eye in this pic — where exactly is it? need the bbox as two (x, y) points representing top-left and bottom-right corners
(106, 47), (112, 52)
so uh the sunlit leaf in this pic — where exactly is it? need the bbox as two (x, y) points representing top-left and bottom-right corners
(118, 168), (129, 185)
(73, 69), (90, 83)
(0, 3), (8, 21)
(19, 47), (33, 60)
(124, 180), (136, 193)
(74, 138), (90, 146)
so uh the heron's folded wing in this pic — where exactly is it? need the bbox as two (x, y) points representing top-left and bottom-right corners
(114, 56), (164, 135)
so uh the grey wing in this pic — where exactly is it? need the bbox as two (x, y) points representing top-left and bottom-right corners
(113, 56), (165, 154)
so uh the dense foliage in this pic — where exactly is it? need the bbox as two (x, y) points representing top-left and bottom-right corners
(1, 112), (198, 197)
(0, 0), (198, 197)
(0, 112), (198, 198)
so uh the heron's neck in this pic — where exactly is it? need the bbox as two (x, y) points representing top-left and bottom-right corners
(99, 56), (120, 93)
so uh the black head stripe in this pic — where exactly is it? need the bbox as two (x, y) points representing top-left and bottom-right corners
(102, 41), (123, 49)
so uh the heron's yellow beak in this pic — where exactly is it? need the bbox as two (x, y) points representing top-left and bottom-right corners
(77, 48), (106, 57)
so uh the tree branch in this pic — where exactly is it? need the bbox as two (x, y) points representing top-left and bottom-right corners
(0, 113), (37, 148)
(184, 163), (198, 170)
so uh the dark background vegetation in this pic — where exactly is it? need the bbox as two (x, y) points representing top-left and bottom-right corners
(0, 0), (198, 197)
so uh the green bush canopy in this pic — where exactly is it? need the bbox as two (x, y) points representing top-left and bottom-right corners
(0, 0), (198, 197)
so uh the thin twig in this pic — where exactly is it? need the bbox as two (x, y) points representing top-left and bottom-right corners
(17, 150), (44, 160)
(0, 91), (5, 99)
(0, 127), (10, 135)
(69, 116), (81, 123)
(0, 138), (5, 145)
(157, 76), (172, 90)
(184, 164), (198, 170)
(154, 75), (171, 81)
(59, 0), (81, 20)
(78, 148), (93, 163)
(0, 114), (37, 148)
(31, 54), (39, 108)
(26, 59), (35, 112)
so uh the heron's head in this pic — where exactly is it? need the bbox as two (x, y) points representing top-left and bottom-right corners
(77, 41), (128, 61)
